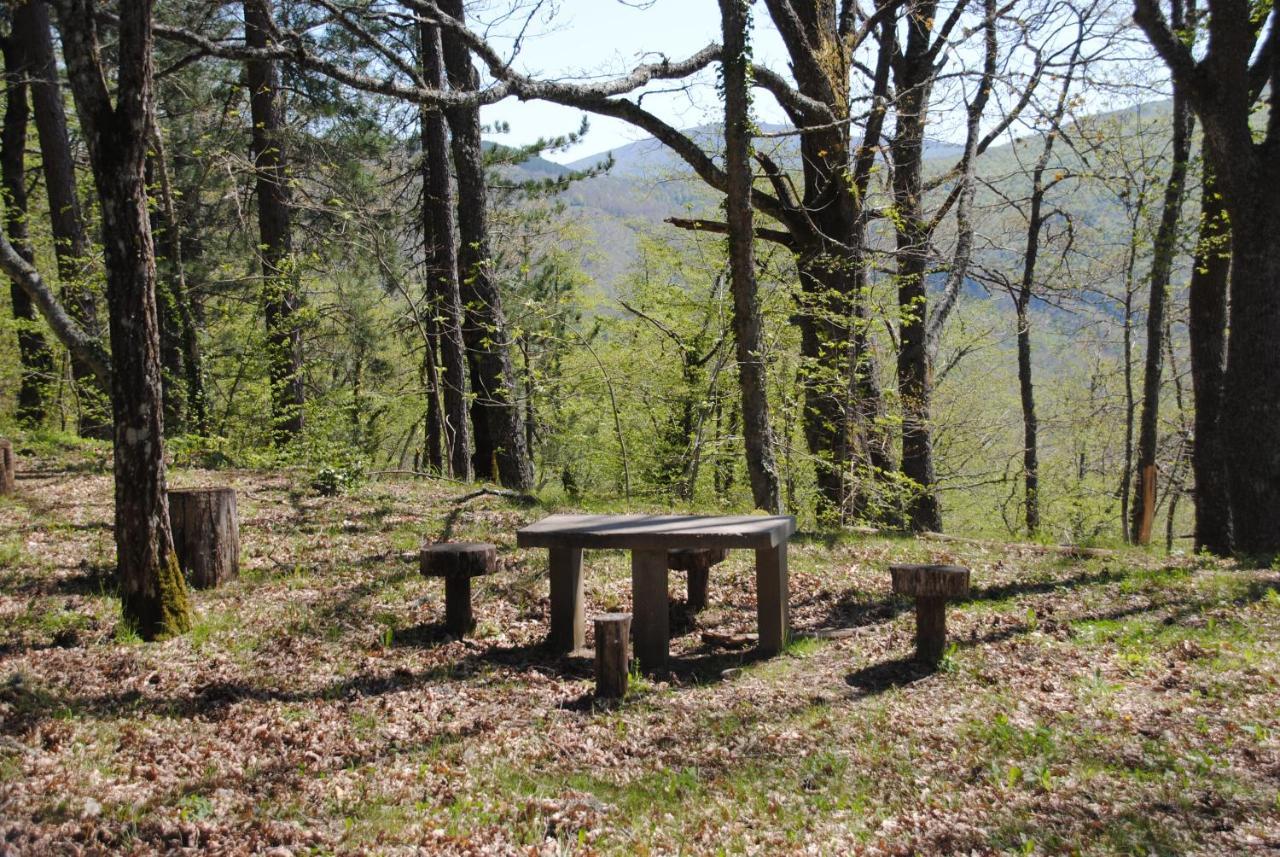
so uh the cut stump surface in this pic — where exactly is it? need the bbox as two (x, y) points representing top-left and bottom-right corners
(420, 542), (497, 638)
(890, 564), (970, 665)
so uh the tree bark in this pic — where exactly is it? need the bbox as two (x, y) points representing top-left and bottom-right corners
(1133, 0), (1280, 557)
(17, 0), (108, 437)
(890, 0), (944, 533)
(1187, 170), (1232, 554)
(419, 20), (471, 481)
(168, 487), (239, 588)
(244, 0), (304, 444)
(718, 0), (781, 514)
(55, 0), (193, 639)
(1011, 32), (1083, 536)
(1, 34), (55, 426)
(1131, 85), (1193, 545)
(439, 0), (532, 490)
(149, 128), (208, 434)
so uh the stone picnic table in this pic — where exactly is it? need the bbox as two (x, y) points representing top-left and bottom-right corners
(516, 513), (797, 670)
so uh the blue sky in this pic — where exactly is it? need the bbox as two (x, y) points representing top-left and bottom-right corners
(477, 0), (792, 162)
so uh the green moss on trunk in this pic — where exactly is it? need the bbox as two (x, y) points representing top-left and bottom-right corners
(123, 551), (193, 640)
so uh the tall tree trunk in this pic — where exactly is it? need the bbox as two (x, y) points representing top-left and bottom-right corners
(150, 128), (207, 433)
(1, 33), (55, 425)
(1010, 34), (1082, 536)
(770, 0), (895, 525)
(1133, 0), (1280, 557)
(1219, 176), (1280, 556)
(1187, 170), (1232, 554)
(719, 0), (781, 513)
(421, 315), (444, 473)
(55, 0), (192, 639)
(890, 1), (944, 533)
(18, 0), (109, 437)
(146, 154), (188, 433)
(419, 19), (471, 481)
(1131, 88), (1193, 544)
(439, 0), (532, 490)
(244, 0), (304, 444)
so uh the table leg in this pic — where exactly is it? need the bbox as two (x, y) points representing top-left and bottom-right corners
(631, 548), (669, 672)
(548, 547), (584, 652)
(755, 542), (789, 656)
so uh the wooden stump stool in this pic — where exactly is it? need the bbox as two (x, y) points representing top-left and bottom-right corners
(0, 439), (14, 494)
(420, 542), (497, 638)
(593, 613), (632, 699)
(169, 488), (239, 588)
(890, 564), (970, 665)
(667, 547), (727, 612)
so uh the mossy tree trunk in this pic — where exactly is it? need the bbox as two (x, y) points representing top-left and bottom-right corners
(54, 0), (193, 639)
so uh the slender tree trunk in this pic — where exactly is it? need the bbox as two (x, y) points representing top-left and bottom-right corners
(55, 0), (192, 639)
(419, 19), (471, 481)
(150, 128), (208, 433)
(1132, 91), (1193, 544)
(421, 316), (444, 473)
(244, 0), (304, 443)
(146, 155), (188, 432)
(890, 8), (943, 533)
(1187, 170), (1232, 554)
(17, 0), (109, 437)
(1, 34), (55, 425)
(719, 0), (781, 513)
(439, 0), (532, 490)
(1119, 211), (1139, 540)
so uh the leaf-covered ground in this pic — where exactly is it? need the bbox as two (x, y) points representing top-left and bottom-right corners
(1, 445), (1278, 855)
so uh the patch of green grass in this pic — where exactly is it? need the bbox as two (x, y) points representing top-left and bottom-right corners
(783, 635), (824, 658)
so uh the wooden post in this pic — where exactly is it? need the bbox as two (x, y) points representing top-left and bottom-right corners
(631, 548), (669, 672)
(444, 576), (474, 637)
(890, 564), (970, 666)
(168, 487), (239, 588)
(420, 542), (496, 640)
(548, 546), (584, 652)
(667, 547), (727, 612)
(0, 439), (13, 494)
(755, 543), (789, 656)
(593, 612), (632, 699)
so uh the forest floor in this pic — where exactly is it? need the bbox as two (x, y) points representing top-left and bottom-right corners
(1, 439), (1279, 855)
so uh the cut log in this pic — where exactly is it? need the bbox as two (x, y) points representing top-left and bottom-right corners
(593, 612), (632, 699)
(168, 487), (239, 588)
(419, 541), (497, 578)
(0, 439), (13, 494)
(667, 547), (727, 611)
(919, 530), (1114, 558)
(890, 563), (970, 665)
(420, 542), (497, 638)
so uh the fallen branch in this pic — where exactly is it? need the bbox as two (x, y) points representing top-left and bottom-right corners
(919, 531), (1116, 559)
(453, 487), (539, 507)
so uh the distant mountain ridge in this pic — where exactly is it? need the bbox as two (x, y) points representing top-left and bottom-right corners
(492, 102), (1168, 295)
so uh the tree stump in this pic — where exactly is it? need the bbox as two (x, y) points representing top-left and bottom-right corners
(890, 564), (970, 665)
(0, 439), (13, 495)
(593, 612), (632, 699)
(667, 547), (728, 612)
(420, 542), (497, 638)
(168, 488), (239, 588)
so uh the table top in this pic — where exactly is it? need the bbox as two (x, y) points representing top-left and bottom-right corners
(516, 513), (797, 550)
